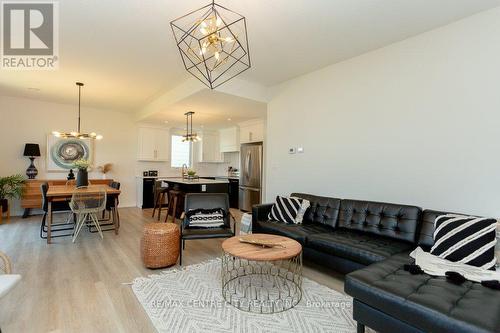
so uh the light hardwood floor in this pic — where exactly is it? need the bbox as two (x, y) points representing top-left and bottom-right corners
(0, 208), (345, 333)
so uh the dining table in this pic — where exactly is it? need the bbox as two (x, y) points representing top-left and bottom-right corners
(45, 184), (121, 244)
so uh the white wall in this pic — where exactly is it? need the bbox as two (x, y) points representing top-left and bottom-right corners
(0, 96), (138, 215)
(266, 7), (500, 217)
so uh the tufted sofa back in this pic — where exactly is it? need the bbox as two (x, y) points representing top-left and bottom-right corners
(417, 209), (471, 250)
(291, 193), (341, 228)
(338, 199), (422, 243)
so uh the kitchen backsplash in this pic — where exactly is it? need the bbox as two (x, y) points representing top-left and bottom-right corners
(136, 151), (240, 177)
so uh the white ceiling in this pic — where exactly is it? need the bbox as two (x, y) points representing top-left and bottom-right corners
(142, 89), (267, 130)
(1, 0), (499, 112)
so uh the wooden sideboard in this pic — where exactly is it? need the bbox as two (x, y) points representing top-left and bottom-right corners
(21, 179), (113, 217)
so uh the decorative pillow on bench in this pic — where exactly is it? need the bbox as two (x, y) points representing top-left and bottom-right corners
(186, 208), (225, 228)
(268, 196), (310, 224)
(431, 214), (497, 270)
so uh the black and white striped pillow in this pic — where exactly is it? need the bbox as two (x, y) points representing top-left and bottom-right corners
(268, 196), (309, 224)
(430, 214), (497, 270)
(186, 208), (225, 228)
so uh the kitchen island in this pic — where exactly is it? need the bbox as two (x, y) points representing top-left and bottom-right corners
(157, 178), (230, 220)
(159, 177), (229, 193)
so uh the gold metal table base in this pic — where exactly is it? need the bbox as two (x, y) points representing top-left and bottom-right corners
(221, 252), (303, 314)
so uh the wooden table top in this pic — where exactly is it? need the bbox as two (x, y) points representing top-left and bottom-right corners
(46, 185), (121, 198)
(222, 233), (302, 261)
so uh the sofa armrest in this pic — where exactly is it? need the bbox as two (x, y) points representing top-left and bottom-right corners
(252, 203), (273, 223)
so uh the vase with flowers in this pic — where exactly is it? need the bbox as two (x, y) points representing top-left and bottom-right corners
(73, 159), (92, 187)
(97, 163), (112, 179)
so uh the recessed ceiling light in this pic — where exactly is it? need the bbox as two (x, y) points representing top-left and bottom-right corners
(164, 120), (169, 124)
(227, 118), (232, 121)
(27, 87), (40, 91)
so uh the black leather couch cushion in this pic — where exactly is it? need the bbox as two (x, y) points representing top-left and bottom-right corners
(291, 193), (341, 228)
(253, 219), (334, 244)
(307, 230), (414, 265)
(338, 199), (421, 243)
(345, 253), (500, 333)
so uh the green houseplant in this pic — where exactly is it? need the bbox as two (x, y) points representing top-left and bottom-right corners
(73, 159), (92, 187)
(0, 174), (26, 213)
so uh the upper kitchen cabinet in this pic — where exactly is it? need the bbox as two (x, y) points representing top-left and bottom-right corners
(239, 119), (265, 144)
(137, 126), (170, 161)
(219, 127), (240, 152)
(196, 131), (224, 163)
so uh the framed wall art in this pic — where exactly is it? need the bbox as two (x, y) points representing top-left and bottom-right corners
(46, 135), (94, 172)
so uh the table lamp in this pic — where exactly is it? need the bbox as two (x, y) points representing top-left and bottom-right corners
(23, 143), (41, 179)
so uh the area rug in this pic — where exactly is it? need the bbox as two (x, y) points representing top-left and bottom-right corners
(132, 259), (359, 333)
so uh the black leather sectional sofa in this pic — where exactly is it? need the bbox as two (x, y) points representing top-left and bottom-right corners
(252, 193), (500, 333)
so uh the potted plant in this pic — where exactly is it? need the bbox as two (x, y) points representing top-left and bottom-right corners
(187, 168), (197, 179)
(73, 159), (92, 187)
(97, 163), (112, 179)
(0, 175), (25, 215)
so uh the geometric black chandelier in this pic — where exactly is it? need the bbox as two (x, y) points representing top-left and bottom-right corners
(52, 82), (103, 140)
(170, 0), (251, 89)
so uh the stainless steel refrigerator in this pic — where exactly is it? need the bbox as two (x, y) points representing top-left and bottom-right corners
(239, 142), (263, 211)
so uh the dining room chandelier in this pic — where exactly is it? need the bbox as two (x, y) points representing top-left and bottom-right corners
(182, 111), (201, 142)
(52, 82), (103, 140)
(170, 0), (251, 89)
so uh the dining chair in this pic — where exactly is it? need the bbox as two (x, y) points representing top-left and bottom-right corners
(92, 181), (121, 233)
(40, 183), (75, 239)
(70, 186), (107, 242)
(179, 193), (235, 265)
(0, 251), (21, 308)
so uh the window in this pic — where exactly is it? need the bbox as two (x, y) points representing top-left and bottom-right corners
(171, 135), (191, 168)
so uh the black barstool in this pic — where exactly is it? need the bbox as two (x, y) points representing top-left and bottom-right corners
(152, 180), (169, 221)
(165, 190), (182, 223)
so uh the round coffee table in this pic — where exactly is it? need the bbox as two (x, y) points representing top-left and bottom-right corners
(221, 233), (302, 314)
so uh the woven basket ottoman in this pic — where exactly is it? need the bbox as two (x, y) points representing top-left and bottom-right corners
(141, 223), (180, 268)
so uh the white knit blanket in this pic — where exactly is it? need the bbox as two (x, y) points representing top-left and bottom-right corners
(410, 247), (500, 283)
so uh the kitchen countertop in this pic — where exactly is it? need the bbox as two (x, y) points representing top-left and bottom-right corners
(201, 176), (240, 180)
(158, 177), (229, 185)
(136, 175), (239, 180)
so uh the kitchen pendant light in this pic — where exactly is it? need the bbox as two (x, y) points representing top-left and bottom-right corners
(170, 0), (251, 89)
(52, 82), (103, 140)
(182, 111), (201, 142)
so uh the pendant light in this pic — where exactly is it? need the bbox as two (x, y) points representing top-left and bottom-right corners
(170, 0), (251, 89)
(52, 82), (103, 140)
(182, 112), (201, 142)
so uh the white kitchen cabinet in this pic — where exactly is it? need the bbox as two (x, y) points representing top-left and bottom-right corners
(196, 131), (224, 163)
(137, 126), (170, 161)
(239, 119), (264, 144)
(219, 127), (240, 152)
